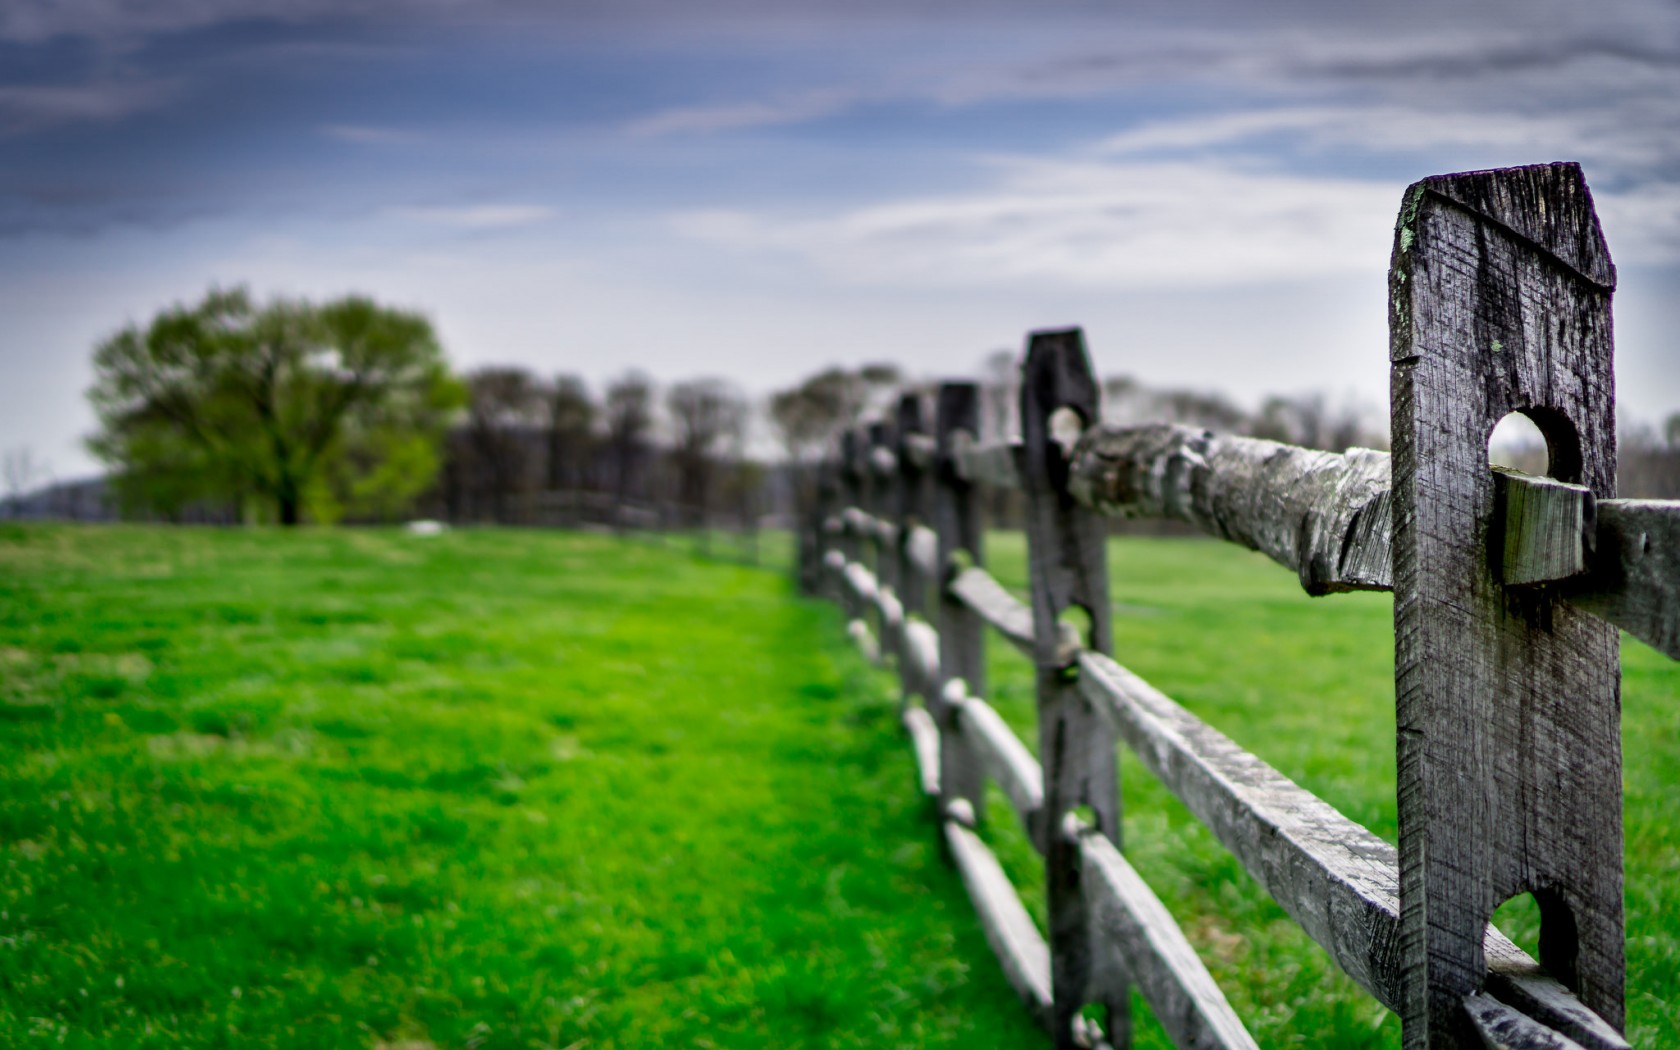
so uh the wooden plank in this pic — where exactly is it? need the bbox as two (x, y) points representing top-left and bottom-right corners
(1566, 498), (1680, 658)
(1077, 827), (1260, 1050)
(1021, 328), (1123, 1048)
(955, 695), (1045, 845)
(905, 524), (940, 582)
(870, 445), (898, 479)
(948, 565), (1081, 663)
(903, 705), (941, 798)
(1464, 994), (1590, 1050)
(1066, 421), (1392, 595)
(1494, 468), (1591, 585)
(844, 561), (878, 605)
(846, 618), (879, 664)
(1390, 162), (1624, 1047)
(1076, 649), (1406, 1010)
(902, 620), (941, 697)
(1484, 938), (1629, 1050)
(952, 434), (1025, 490)
(902, 431), (938, 471)
(942, 811), (1055, 1025)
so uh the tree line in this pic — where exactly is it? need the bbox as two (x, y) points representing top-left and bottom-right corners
(72, 287), (1680, 527)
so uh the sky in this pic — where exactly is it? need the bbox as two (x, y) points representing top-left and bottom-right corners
(2, 0), (1677, 480)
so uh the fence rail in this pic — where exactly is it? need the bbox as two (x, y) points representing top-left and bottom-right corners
(794, 162), (1677, 1050)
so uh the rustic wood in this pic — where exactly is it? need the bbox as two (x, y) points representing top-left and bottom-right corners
(896, 394), (932, 626)
(934, 382), (989, 822)
(866, 422), (898, 658)
(870, 445), (898, 479)
(903, 620), (941, 698)
(1484, 938), (1629, 1050)
(943, 808), (1055, 1025)
(846, 618), (879, 664)
(1494, 468), (1592, 586)
(1464, 994), (1591, 1050)
(1067, 422), (1392, 594)
(947, 565), (1044, 659)
(1021, 328), (1123, 1048)
(952, 434), (1025, 490)
(1077, 649), (1406, 1008)
(1565, 498), (1680, 658)
(903, 431), (938, 471)
(905, 524), (940, 583)
(954, 694), (1046, 847)
(904, 705), (942, 798)
(1077, 824), (1260, 1050)
(1390, 162), (1624, 1048)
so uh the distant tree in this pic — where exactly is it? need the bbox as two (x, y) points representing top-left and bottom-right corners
(548, 375), (597, 492)
(2, 446), (50, 517)
(87, 286), (462, 525)
(464, 366), (547, 522)
(603, 371), (655, 507)
(668, 378), (747, 526)
(1666, 412), (1680, 450)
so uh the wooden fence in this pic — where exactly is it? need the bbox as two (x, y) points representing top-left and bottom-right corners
(794, 163), (1679, 1049)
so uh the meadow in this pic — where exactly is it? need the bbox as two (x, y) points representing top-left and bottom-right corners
(0, 525), (1672, 1048)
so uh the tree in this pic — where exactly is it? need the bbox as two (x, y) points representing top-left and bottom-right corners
(548, 375), (596, 492)
(88, 286), (462, 525)
(2, 446), (50, 518)
(603, 371), (655, 508)
(464, 366), (546, 522)
(667, 378), (747, 527)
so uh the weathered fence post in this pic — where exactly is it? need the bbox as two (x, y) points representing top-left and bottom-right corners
(1389, 162), (1624, 1048)
(934, 381), (988, 823)
(1020, 329), (1125, 1048)
(839, 429), (866, 624)
(895, 393), (928, 625)
(868, 419), (901, 666)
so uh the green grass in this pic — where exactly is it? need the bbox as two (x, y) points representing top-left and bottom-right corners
(2, 526), (1673, 1048)
(0, 524), (1039, 1049)
(954, 533), (1679, 1048)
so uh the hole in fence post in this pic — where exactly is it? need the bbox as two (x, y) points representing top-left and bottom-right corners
(1059, 604), (1094, 649)
(1487, 889), (1581, 992)
(1487, 408), (1584, 484)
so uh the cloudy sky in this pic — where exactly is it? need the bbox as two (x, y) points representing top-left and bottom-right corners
(3, 0), (1677, 479)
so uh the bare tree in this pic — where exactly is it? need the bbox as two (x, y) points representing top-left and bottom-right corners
(464, 366), (547, 522)
(603, 371), (655, 512)
(2, 446), (50, 517)
(547, 374), (597, 493)
(668, 378), (747, 529)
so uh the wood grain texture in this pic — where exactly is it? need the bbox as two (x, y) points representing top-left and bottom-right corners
(1077, 649), (1405, 1008)
(1390, 162), (1624, 1048)
(1493, 468), (1591, 585)
(902, 431), (938, 471)
(955, 694), (1046, 848)
(943, 811), (1055, 1026)
(896, 393), (933, 625)
(1565, 498), (1680, 658)
(933, 382), (989, 822)
(1021, 328), (1123, 1048)
(1067, 422), (1393, 594)
(1464, 994), (1590, 1050)
(1077, 825), (1260, 1050)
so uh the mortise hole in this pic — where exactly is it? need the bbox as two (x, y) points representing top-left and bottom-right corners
(1059, 604), (1094, 647)
(1488, 413), (1550, 476)
(1487, 408), (1585, 484)
(1488, 890), (1581, 992)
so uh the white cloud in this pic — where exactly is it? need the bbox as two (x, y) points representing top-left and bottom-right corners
(0, 80), (176, 134)
(387, 204), (557, 230)
(625, 88), (858, 137)
(672, 158), (1401, 289)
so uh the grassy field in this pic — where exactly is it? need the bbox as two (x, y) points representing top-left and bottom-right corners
(0, 525), (1039, 1049)
(960, 533), (1679, 1048)
(0, 525), (1673, 1048)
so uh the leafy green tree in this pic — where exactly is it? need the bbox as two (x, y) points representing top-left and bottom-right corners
(88, 286), (463, 525)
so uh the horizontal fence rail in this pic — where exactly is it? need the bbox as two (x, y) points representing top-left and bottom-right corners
(794, 162), (1676, 1050)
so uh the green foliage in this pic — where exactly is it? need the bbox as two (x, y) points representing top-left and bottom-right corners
(87, 287), (463, 525)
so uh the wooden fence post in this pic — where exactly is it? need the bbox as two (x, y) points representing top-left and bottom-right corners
(896, 393), (929, 625)
(1389, 162), (1623, 1048)
(1020, 328), (1124, 1049)
(934, 382), (988, 823)
(839, 429), (865, 624)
